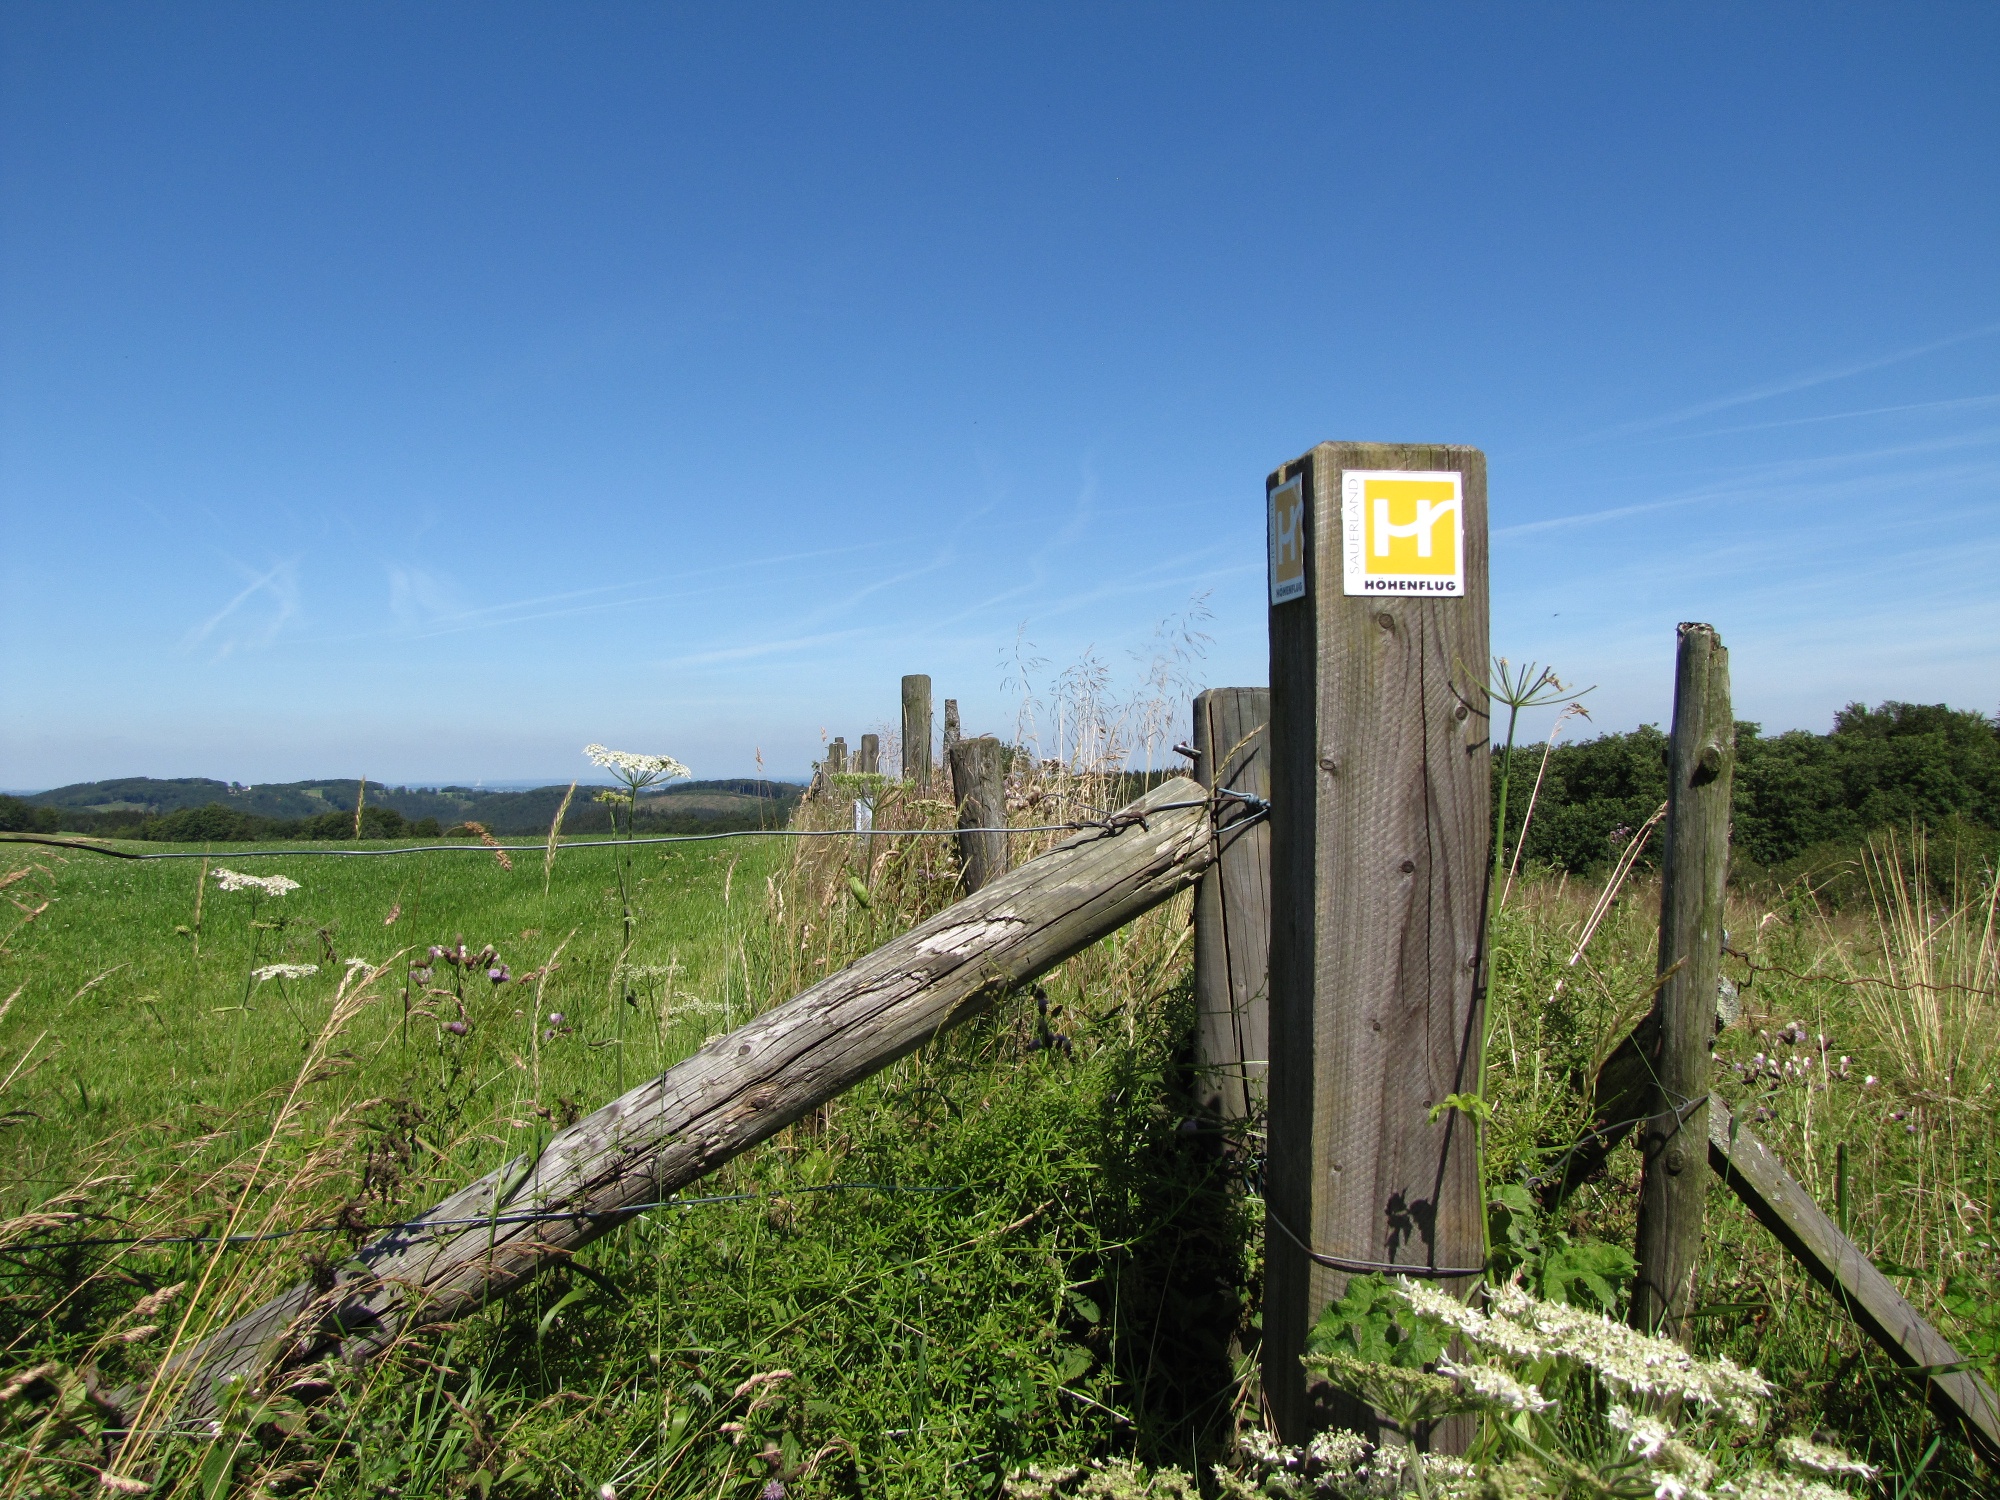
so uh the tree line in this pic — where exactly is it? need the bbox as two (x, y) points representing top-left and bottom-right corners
(1494, 699), (2000, 881)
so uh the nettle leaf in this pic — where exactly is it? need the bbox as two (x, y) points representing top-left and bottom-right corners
(1305, 1273), (1446, 1369)
(1540, 1240), (1635, 1314)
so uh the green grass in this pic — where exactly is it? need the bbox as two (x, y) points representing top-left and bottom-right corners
(2, 818), (1995, 1498)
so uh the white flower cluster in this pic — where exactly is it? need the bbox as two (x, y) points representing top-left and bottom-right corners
(212, 868), (300, 896)
(1220, 1427), (1472, 1499)
(1437, 1356), (1551, 1413)
(250, 963), (318, 983)
(1398, 1279), (1772, 1425)
(1607, 1402), (1717, 1496)
(582, 744), (691, 782)
(1772, 1437), (1875, 1480)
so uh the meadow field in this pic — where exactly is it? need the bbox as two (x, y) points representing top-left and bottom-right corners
(1, 778), (1995, 1498)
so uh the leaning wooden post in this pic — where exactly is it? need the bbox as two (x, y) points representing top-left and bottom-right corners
(858, 733), (881, 776)
(941, 698), (962, 760)
(949, 734), (1008, 893)
(1264, 443), (1489, 1442)
(1632, 623), (1733, 1339)
(140, 777), (1215, 1423)
(1192, 688), (1271, 1121)
(902, 675), (933, 786)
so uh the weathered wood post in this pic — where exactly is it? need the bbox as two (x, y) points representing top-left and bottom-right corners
(942, 698), (962, 760)
(1192, 688), (1271, 1121)
(858, 733), (881, 776)
(948, 734), (1008, 893)
(1264, 443), (1489, 1442)
(828, 737), (848, 776)
(902, 675), (933, 785)
(1632, 623), (1733, 1339)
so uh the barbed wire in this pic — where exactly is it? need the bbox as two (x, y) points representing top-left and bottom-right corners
(0, 797), (1245, 863)
(0, 1182), (970, 1257)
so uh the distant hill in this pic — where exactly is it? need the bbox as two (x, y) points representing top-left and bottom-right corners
(10, 776), (803, 841)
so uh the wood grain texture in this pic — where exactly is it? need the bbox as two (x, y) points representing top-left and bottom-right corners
(858, 733), (881, 776)
(1633, 624), (1732, 1339)
(149, 777), (1215, 1421)
(942, 698), (962, 759)
(1192, 688), (1271, 1121)
(1708, 1097), (2000, 1464)
(901, 675), (933, 786)
(828, 737), (848, 776)
(1264, 442), (1490, 1441)
(948, 735), (1009, 893)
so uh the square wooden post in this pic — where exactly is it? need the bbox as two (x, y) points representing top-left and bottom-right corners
(1263, 442), (1490, 1441)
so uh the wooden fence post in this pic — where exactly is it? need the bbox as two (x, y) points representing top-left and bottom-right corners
(828, 738), (848, 776)
(942, 698), (962, 760)
(858, 733), (880, 776)
(1632, 623), (1733, 1339)
(949, 735), (1008, 893)
(1264, 442), (1489, 1443)
(1192, 688), (1272, 1122)
(902, 675), (933, 785)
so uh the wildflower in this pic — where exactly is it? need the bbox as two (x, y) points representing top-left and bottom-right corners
(251, 964), (318, 983)
(488, 964), (511, 984)
(444, 1020), (468, 1036)
(212, 868), (300, 896)
(1439, 1357), (1551, 1412)
(583, 744), (693, 784)
(1864, 1075), (1878, 1089)
(599, 1486), (617, 1500)
(548, 1011), (565, 1024)
(1775, 1435), (1875, 1479)
(1606, 1403), (1673, 1459)
(98, 1476), (151, 1496)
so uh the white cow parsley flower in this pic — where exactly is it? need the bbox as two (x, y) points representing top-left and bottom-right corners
(1774, 1436), (1875, 1479)
(212, 868), (301, 896)
(582, 744), (691, 784)
(1439, 1357), (1552, 1413)
(251, 964), (318, 983)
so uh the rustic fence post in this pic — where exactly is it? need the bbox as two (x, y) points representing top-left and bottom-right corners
(828, 737), (848, 776)
(1632, 624), (1733, 1339)
(1192, 688), (1272, 1122)
(902, 675), (933, 785)
(942, 698), (962, 760)
(858, 733), (880, 776)
(948, 735), (1008, 893)
(1264, 442), (1489, 1443)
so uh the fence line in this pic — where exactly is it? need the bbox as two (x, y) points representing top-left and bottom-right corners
(0, 799), (1253, 862)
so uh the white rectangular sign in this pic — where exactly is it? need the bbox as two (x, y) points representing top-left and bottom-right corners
(1268, 475), (1306, 605)
(1341, 470), (1465, 597)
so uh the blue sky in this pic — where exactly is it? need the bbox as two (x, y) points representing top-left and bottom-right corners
(3, 3), (1995, 788)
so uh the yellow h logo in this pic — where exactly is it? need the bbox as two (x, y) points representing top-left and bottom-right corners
(1342, 471), (1465, 596)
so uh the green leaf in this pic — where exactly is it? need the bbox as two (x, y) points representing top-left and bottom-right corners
(846, 875), (873, 908)
(1427, 1091), (1491, 1125)
(536, 1285), (590, 1338)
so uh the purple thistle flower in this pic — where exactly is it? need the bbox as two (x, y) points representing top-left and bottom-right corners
(489, 964), (511, 984)
(444, 1020), (468, 1036)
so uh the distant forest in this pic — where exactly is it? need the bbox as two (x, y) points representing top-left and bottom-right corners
(0, 776), (802, 843)
(5, 702), (1995, 880)
(1493, 699), (2000, 880)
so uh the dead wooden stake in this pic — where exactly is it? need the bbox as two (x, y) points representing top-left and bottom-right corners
(145, 776), (1215, 1422)
(941, 698), (962, 760)
(858, 733), (880, 776)
(1191, 687), (1271, 1122)
(1707, 1096), (2000, 1464)
(901, 675), (932, 786)
(828, 737), (848, 776)
(1633, 623), (1733, 1341)
(1264, 442), (1490, 1442)
(947, 734), (1008, 894)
